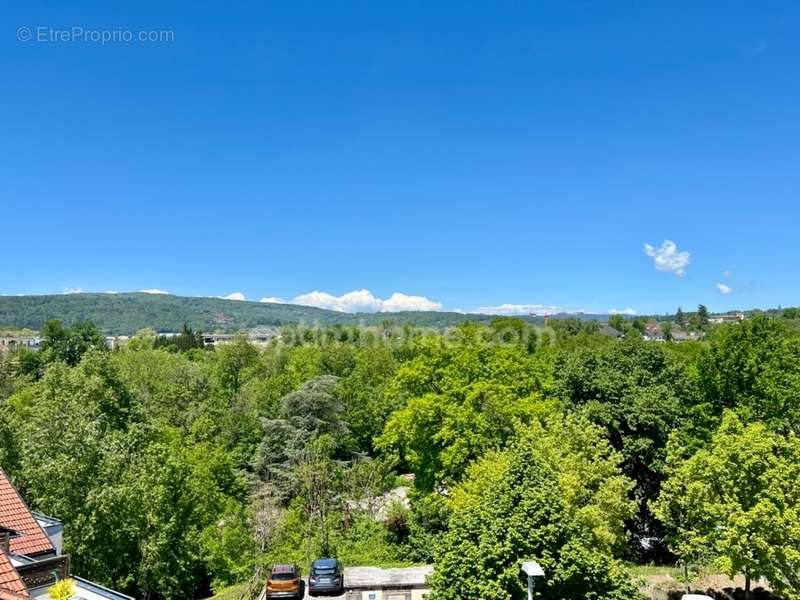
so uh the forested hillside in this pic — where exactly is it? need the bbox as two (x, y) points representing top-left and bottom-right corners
(0, 293), (501, 334)
(2, 314), (800, 599)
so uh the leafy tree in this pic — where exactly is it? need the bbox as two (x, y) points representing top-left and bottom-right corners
(676, 307), (686, 328)
(6, 351), (247, 599)
(554, 337), (693, 557)
(296, 436), (340, 556)
(697, 304), (710, 329)
(338, 346), (399, 453)
(549, 318), (600, 341)
(489, 317), (537, 352)
(782, 307), (800, 320)
(40, 319), (107, 366)
(428, 415), (640, 600)
(377, 335), (548, 492)
(631, 318), (646, 336)
(697, 315), (800, 433)
(9, 347), (43, 379)
(213, 335), (259, 394)
(254, 375), (349, 501)
(608, 314), (625, 333)
(153, 321), (206, 352)
(654, 413), (800, 598)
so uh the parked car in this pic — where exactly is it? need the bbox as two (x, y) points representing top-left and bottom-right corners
(309, 557), (344, 595)
(681, 595), (714, 600)
(266, 563), (303, 599)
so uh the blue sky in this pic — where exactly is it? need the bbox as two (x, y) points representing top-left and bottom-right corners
(2, 1), (799, 315)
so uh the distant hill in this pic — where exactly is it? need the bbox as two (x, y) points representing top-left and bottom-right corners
(0, 293), (513, 335)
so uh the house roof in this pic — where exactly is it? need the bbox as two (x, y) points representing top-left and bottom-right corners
(0, 550), (29, 600)
(0, 470), (54, 557)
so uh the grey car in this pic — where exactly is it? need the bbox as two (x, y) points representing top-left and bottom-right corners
(308, 558), (344, 595)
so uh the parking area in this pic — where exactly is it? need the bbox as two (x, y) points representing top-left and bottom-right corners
(260, 580), (345, 600)
(262, 566), (432, 600)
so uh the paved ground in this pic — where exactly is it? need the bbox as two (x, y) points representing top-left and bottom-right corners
(302, 583), (345, 600)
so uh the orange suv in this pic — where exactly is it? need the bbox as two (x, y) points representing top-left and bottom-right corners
(266, 563), (303, 599)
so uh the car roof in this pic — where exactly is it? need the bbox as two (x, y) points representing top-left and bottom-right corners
(312, 558), (339, 568)
(271, 564), (297, 574)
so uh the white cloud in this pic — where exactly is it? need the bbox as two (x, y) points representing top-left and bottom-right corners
(219, 292), (246, 301)
(63, 287), (83, 294)
(380, 292), (443, 312)
(294, 290), (381, 312)
(716, 283), (733, 295)
(105, 290), (119, 294)
(723, 270), (732, 278)
(643, 240), (691, 277)
(140, 289), (169, 295)
(260, 297), (285, 304)
(608, 307), (637, 315)
(292, 289), (443, 313)
(475, 304), (564, 316)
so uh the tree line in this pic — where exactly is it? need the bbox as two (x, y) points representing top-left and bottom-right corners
(1, 312), (799, 599)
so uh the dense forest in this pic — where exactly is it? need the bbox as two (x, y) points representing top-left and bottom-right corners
(0, 293), (508, 334)
(1, 312), (800, 600)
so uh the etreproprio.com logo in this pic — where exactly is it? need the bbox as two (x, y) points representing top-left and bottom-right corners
(17, 26), (175, 44)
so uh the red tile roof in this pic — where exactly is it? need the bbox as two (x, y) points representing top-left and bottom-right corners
(0, 550), (29, 599)
(0, 470), (54, 557)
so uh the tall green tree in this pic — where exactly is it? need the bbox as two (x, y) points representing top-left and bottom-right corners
(554, 337), (693, 556)
(697, 315), (800, 433)
(377, 333), (548, 492)
(254, 375), (350, 501)
(40, 320), (107, 366)
(6, 351), (247, 599)
(608, 314), (625, 333)
(697, 304), (710, 329)
(429, 415), (640, 600)
(654, 413), (800, 598)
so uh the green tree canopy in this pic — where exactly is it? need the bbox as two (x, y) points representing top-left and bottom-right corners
(40, 319), (107, 366)
(654, 412), (800, 598)
(553, 337), (693, 556)
(377, 333), (549, 492)
(428, 415), (640, 600)
(697, 315), (800, 433)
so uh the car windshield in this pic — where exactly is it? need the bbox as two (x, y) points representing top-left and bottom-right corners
(313, 566), (336, 576)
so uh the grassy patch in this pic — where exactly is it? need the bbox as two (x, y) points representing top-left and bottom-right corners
(208, 583), (248, 600)
(628, 564), (683, 578)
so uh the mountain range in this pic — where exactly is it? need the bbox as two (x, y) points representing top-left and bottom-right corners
(0, 292), (520, 334)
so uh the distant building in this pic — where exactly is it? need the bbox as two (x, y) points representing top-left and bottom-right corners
(643, 322), (665, 342)
(201, 331), (279, 347)
(0, 337), (40, 353)
(670, 329), (702, 342)
(708, 313), (745, 325)
(0, 469), (131, 600)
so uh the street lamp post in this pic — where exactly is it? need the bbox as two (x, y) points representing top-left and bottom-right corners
(520, 561), (545, 600)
